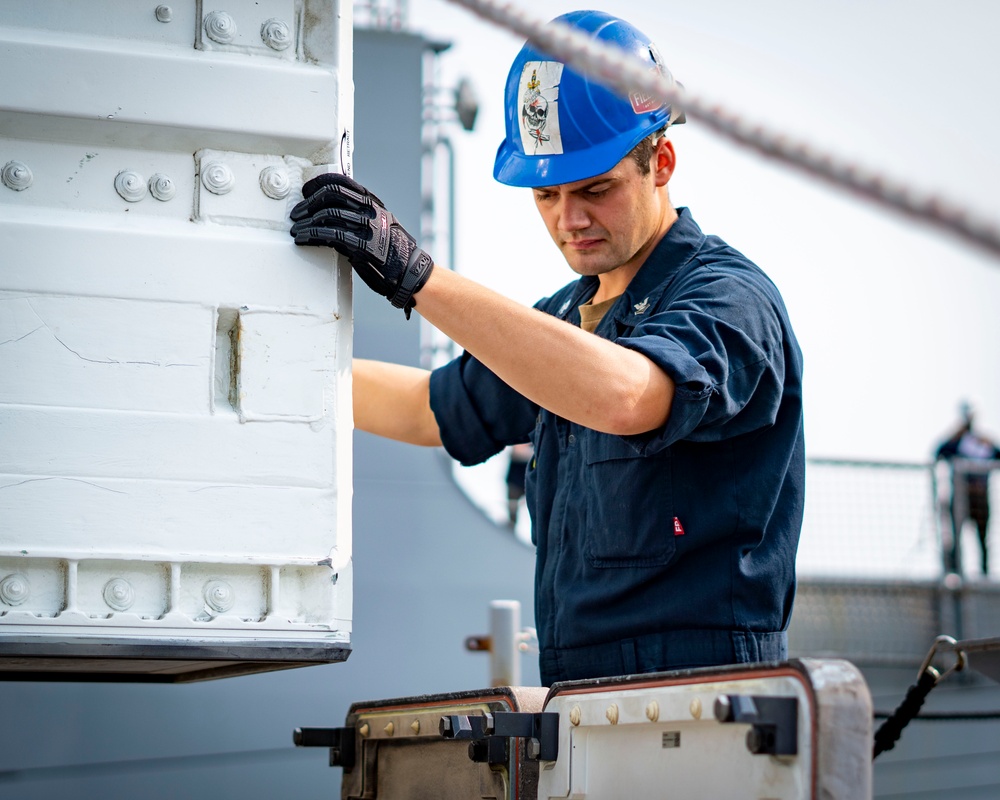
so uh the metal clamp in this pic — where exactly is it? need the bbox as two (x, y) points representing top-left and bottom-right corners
(293, 726), (356, 770)
(440, 711), (559, 762)
(714, 695), (799, 756)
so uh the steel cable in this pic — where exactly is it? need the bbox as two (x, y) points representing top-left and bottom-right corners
(443, 0), (1000, 260)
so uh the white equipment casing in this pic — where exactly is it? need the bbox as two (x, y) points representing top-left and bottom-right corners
(537, 659), (872, 799)
(0, 0), (354, 680)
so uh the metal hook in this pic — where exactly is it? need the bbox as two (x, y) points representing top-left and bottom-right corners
(918, 635), (967, 684)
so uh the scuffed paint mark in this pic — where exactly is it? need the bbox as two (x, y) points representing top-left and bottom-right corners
(66, 152), (99, 183)
(21, 298), (196, 367)
(0, 326), (44, 346)
(0, 477), (126, 495)
(48, 330), (196, 367)
(316, 557), (333, 567)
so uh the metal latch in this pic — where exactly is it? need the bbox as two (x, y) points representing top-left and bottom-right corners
(439, 711), (559, 763)
(714, 695), (798, 756)
(293, 726), (356, 769)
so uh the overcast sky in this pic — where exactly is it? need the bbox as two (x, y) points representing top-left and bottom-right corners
(404, 0), (1000, 462)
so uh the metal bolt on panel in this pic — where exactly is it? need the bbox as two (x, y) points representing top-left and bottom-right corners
(0, 574), (30, 606)
(154, 5), (172, 23)
(2, 160), (32, 191)
(148, 173), (176, 201)
(201, 161), (235, 195)
(114, 169), (147, 202)
(204, 579), (235, 613)
(102, 578), (135, 612)
(260, 18), (291, 51)
(259, 165), (290, 199)
(203, 11), (236, 44)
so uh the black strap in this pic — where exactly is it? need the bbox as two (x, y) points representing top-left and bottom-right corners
(872, 669), (938, 759)
(390, 247), (433, 319)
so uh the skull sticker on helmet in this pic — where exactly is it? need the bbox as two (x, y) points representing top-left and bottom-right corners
(518, 61), (563, 156)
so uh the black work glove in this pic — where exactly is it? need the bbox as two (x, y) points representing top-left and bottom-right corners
(290, 173), (433, 319)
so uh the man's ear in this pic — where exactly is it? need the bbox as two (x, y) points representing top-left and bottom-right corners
(654, 138), (676, 186)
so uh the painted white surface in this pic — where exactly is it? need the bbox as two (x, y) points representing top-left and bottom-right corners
(0, 1), (354, 649)
(538, 661), (872, 799)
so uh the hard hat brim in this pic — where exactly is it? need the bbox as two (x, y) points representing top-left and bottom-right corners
(493, 116), (668, 188)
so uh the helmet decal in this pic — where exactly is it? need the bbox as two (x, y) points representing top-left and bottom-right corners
(518, 61), (564, 156)
(629, 43), (668, 115)
(494, 12), (684, 187)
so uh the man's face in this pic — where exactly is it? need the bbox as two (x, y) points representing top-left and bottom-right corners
(531, 143), (671, 279)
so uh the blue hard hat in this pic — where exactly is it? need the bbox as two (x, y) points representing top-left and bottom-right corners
(493, 10), (685, 188)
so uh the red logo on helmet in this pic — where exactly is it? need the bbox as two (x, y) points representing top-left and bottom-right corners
(629, 91), (664, 115)
(630, 43), (668, 115)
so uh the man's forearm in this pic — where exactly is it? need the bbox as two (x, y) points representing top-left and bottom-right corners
(353, 359), (442, 446)
(413, 267), (674, 436)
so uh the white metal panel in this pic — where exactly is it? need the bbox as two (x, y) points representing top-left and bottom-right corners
(0, 3), (343, 155)
(0, 294), (212, 412)
(0, 0), (354, 677)
(537, 660), (873, 800)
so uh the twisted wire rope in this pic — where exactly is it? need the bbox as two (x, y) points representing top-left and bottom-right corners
(444, 0), (1000, 260)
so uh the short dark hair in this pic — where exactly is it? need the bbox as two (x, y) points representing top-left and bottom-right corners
(628, 128), (667, 175)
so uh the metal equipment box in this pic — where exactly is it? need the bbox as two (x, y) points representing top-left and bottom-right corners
(0, 0), (354, 681)
(298, 686), (550, 800)
(298, 660), (873, 799)
(536, 659), (872, 799)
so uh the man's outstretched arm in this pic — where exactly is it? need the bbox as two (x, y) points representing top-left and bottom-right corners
(293, 173), (674, 437)
(414, 266), (674, 436)
(353, 359), (442, 446)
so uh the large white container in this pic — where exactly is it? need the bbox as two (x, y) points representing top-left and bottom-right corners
(0, 0), (354, 680)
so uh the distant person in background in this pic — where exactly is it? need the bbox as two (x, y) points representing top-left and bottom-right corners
(505, 443), (533, 528)
(935, 402), (1000, 576)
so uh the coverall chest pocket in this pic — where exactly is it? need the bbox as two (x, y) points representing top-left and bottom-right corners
(583, 434), (676, 568)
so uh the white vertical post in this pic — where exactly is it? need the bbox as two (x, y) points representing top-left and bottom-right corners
(489, 599), (521, 687)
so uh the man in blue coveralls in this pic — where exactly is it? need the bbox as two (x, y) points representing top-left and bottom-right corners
(290, 11), (805, 686)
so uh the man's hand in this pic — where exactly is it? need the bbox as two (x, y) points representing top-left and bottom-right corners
(290, 173), (433, 319)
